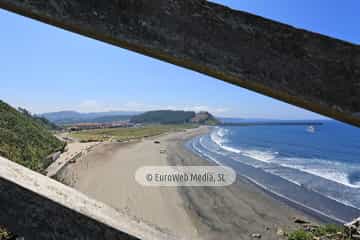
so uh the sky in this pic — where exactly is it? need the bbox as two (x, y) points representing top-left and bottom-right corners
(0, 1), (359, 119)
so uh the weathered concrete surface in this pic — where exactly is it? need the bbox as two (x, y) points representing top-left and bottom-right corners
(0, 0), (359, 126)
(0, 156), (177, 240)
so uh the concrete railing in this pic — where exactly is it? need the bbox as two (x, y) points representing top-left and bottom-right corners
(0, 156), (176, 240)
(0, 0), (359, 127)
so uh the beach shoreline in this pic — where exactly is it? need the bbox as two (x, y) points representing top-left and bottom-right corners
(187, 127), (360, 224)
(57, 126), (315, 239)
(166, 126), (318, 239)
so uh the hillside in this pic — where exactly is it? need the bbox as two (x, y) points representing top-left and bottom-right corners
(0, 100), (65, 172)
(18, 108), (61, 130)
(130, 110), (219, 125)
(34, 116), (62, 130)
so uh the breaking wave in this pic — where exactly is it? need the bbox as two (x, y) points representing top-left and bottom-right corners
(209, 127), (360, 189)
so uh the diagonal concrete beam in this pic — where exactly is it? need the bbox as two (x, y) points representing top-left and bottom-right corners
(0, 156), (176, 240)
(0, 0), (359, 126)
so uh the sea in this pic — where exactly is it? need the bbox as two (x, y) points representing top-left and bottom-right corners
(186, 119), (360, 223)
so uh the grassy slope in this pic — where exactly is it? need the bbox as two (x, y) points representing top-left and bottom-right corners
(130, 110), (220, 125)
(71, 124), (197, 142)
(288, 224), (344, 240)
(0, 100), (64, 171)
(130, 110), (196, 124)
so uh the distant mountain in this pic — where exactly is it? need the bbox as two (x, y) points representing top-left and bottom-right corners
(40, 110), (140, 125)
(130, 110), (219, 125)
(40, 111), (83, 122)
(87, 115), (133, 123)
(0, 100), (65, 172)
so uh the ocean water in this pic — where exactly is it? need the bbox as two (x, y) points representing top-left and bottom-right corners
(187, 120), (360, 223)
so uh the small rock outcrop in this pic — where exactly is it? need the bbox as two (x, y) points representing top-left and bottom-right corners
(190, 111), (219, 125)
(345, 217), (360, 239)
(250, 233), (261, 238)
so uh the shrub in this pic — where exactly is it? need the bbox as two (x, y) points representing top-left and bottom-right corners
(288, 229), (313, 240)
(0, 100), (64, 172)
(313, 224), (343, 236)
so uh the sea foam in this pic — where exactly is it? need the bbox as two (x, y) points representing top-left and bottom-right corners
(209, 127), (360, 189)
(210, 127), (277, 162)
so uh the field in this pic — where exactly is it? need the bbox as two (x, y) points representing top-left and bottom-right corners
(70, 124), (198, 142)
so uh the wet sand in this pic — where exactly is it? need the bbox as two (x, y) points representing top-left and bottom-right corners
(58, 126), (313, 239)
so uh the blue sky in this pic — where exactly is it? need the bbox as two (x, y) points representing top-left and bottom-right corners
(0, 1), (358, 119)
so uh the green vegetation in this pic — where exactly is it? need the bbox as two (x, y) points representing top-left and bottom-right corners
(34, 116), (62, 130)
(131, 110), (195, 124)
(130, 110), (219, 125)
(288, 224), (344, 240)
(288, 230), (313, 240)
(313, 224), (344, 237)
(0, 100), (65, 172)
(71, 124), (197, 142)
(18, 108), (61, 130)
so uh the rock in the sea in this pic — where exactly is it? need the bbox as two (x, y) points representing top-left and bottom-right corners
(251, 233), (261, 238)
(293, 217), (310, 224)
(345, 217), (360, 238)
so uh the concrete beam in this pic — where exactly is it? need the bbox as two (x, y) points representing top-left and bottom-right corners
(0, 156), (176, 240)
(0, 0), (359, 126)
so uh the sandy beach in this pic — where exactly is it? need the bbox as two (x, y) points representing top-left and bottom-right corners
(56, 126), (314, 239)
(46, 141), (100, 178)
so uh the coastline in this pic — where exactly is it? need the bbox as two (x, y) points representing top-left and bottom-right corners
(167, 126), (316, 239)
(55, 129), (201, 239)
(57, 126), (315, 239)
(187, 127), (360, 224)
